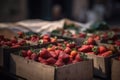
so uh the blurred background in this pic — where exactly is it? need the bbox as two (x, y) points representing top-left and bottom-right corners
(0, 0), (120, 25)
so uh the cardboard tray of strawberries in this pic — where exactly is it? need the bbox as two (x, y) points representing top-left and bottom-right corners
(8, 41), (93, 80)
(0, 33), (69, 70)
(77, 36), (120, 79)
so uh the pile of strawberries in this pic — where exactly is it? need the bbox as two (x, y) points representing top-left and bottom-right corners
(0, 35), (27, 48)
(0, 32), (59, 48)
(18, 32), (58, 44)
(20, 41), (85, 67)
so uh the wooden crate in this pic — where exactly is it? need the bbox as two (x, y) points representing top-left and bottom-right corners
(9, 54), (93, 80)
(111, 59), (120, 80)
(86, 54), (111, 79)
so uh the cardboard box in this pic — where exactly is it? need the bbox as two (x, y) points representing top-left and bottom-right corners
(9, 54), (93, 80)
(111, 59), (120, 80)
(86, 54), (111, 79)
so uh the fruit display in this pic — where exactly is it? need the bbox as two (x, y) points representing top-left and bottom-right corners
(19, 41), (87, 67)
(0, 32), (63, 48)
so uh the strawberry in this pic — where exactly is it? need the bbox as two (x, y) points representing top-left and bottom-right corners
(39, 48), (51, 59)
(11, 44), (20, 48)
(49, 51), (57, 58)
(70, 50), (78, 58)
(79, 33), (86, 38)
(99, 51), (112, 57)
(38, 57), (48, 65)
(43, 39), (49, 43)
(50, 38), (57, 42)
(55, 49), (61, 56)
(64, 47), (71, 54)
(66, 42), (76, 48)
(21, 50), (27, 57)
(84, 37), (95, 45)
(47, 47), (54, 51)
(78, 45), (92, 52)
(43, 34), (50, 39)
(115, 40), (120, 46)
(31, 53), (37, 60)
(98, 45), (107, 54)
(55, 59), (64, 67)
(11, 37), (17, 43)
(46, 57), (56, 65)
(27, 50), (33, 57)
(75, 54), (83, 61)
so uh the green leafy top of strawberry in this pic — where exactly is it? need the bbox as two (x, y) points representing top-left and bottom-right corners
(80, 52), (88, 60)
(92, 46), (98, 55)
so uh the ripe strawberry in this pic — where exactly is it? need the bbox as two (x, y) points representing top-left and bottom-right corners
(43, 34), (50, 38)
(43, 39), (49, 43)
(75, 54), (83, 61)
(55, 49), (61, 56)
(79, 33), (86, 38)
(66, 43), (76, 48)
(21, 50), (27, 57)
(38, 57), (48, 65)
(39, 48), (51, 59)
(31, 53), (37, 60)
(99, 51), (112, 57)
(11, 37), (17, 43)
(64, 47), (71, 54)
(115, 40), (120, 46)
(78, 45), (92, 52)
(84, 37), (95, 45)
(46, 57), (56, 65)
(47, 47), (54, 51)
(55, 59), (64, 67)
(17, 32), (24, 38)
(50, 38), (57, 42)
(72, 60), (79, 64)
(70, 50), (78, 58)
(11, 44), (21, 48)
(27, 50), (33, 57)
(98, 45), (107, 54)
(49, 51), (57, 58)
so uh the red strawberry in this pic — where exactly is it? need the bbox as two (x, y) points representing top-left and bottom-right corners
(115, 40), (120, 46)
(79, 33), (86, 38)
(11, 44), (21, 48)
(49, 51), (57, 58)
(50, 38), (57, 42)
(27, 50), (33, 57)
(43, 39), (49, 43)
(43, 34), (50, 39)
(21, 50), (27, 57)
(31, 53), (37, 60)
(98, 45), (107, 53)
(38, 57), (48, 65)
(39, 48), (51, 59)
(75, 54), (83, 61)
(85, 37), (95, 45)
(70, 50), (78, 58)
(78, 45), (92, 52)
(66, 43), (76, 48)
(55, 59), (64, 67)
(55, 49), (61, 56)
(46, 57), (56, 65)
(99, 51), (112, 57)
(11, 37), (17, 43)
(64, 47), (71, 54)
